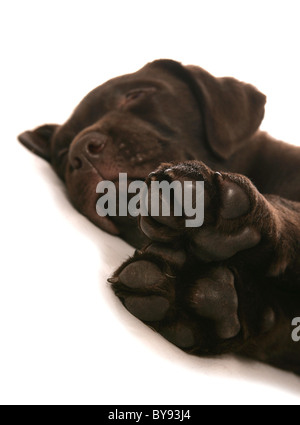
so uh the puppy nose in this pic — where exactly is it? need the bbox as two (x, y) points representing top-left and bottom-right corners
(69, 132), (108, 170)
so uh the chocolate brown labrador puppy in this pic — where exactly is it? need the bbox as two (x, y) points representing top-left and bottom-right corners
(18, 60), (300, 376)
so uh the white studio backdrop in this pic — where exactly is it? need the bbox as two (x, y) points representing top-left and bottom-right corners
(1, 0), (300, 405)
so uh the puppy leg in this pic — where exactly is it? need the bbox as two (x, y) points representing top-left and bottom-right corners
(139, 161), (300, 282)
(110, 243), (300, 374)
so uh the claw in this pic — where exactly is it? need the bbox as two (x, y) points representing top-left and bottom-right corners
(107, 277), (119, 284)
(148, 172), (158, 180)
(165, 273), (177, 279)
(164, 168), (176, 178)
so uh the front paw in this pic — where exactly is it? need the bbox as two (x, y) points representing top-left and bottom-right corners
(139, 161), (262, 261)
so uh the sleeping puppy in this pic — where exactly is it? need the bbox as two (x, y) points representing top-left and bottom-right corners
(18, 59), (300, 376)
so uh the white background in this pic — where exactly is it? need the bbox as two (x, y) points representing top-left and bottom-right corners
(1, 0), (300, 405)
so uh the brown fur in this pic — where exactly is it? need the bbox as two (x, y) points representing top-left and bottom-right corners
(18, 60), (300, 375)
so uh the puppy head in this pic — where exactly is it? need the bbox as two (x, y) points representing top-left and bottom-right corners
(18, 60), (266, 246)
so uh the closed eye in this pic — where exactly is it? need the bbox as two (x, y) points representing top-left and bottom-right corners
(121, 87), (157, 107)
(126, 89), (145, 101)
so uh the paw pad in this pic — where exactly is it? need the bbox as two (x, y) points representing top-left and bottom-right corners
(124, 295), (170, 322)
(119, 261), (163, 289)
(161, 322), (195, 348)
(219, 179), (251, 219)
(187, 267), (241, 339)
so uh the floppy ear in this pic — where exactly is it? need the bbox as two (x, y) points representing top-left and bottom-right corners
(186, 65), (266, 159)
(18, 124), (58, 162)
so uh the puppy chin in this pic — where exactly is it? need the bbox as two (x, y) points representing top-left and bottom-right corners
(74, 196), (120, 235)
(65, 167), (120, 235)
(90, 213), (120, 235)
